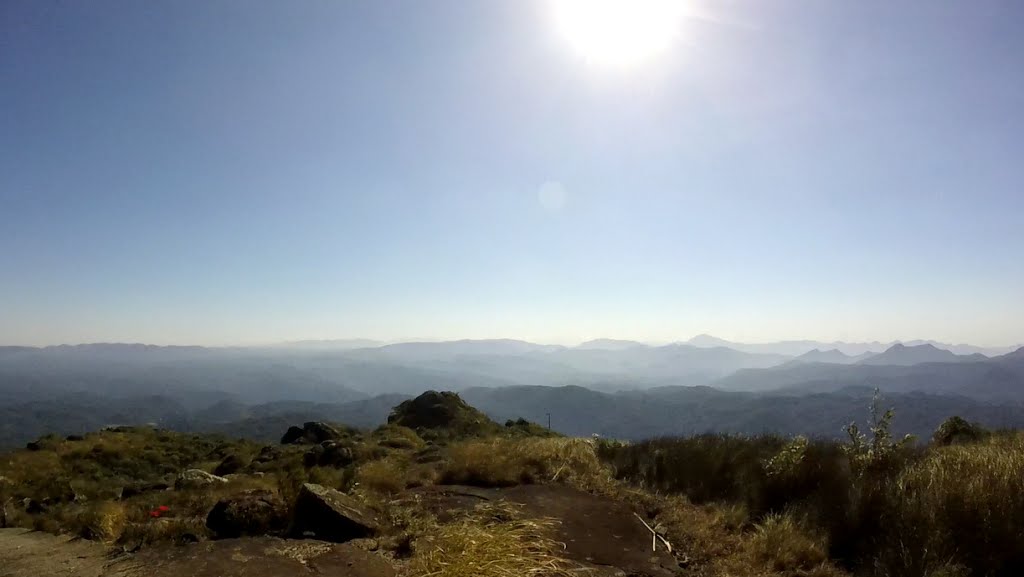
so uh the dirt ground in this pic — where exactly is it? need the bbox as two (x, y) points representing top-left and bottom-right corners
(0, 529), (394, 577)
(2, 484), (682, 577)
(408, 484), (681, 577)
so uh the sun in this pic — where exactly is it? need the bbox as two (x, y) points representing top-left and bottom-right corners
(553, 0), (685, 67)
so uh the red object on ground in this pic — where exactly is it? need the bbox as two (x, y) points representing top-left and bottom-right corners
(157, 505), (170, 512)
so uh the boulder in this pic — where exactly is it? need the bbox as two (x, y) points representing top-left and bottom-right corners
(175, 469), (229, 490)
(304, 422), (344, 443)
(206, 490), (288, 538)
(281, 426), (306, 445)
(282, 422), (345, 445)
(213, 454), (248, 476)
(253, 446), (282, 463)
(304, 441), (355, 468)
(290, 483), (379, 542)
(303, 445), (325, 468)
(25, 441), (41, 452)
(320, 442), (355, 467)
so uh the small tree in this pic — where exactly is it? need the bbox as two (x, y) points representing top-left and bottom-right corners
(843, 389), (914, 475)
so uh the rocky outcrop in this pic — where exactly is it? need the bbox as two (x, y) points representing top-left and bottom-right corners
(280, 426), (306, 445)
(206, 490), (288, 538)
(303, 441), (355, 468)
(387, 391), (500, 437)
(290, 483), (379, 543)
(281, 422), (345, 445)
(174, 469), (228, 490)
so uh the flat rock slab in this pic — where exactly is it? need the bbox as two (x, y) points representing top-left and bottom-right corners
(409, 484), (679, 577)
(133, 537), (396, 577)
(0, 530), (394, 577)
(0, 528), (127, 577)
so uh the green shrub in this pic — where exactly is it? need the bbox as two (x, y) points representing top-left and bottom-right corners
(932, 416), (989, 446)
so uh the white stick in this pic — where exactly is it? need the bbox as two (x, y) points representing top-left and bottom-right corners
(633, 512), (673, 553)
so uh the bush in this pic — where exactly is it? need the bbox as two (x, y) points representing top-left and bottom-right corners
(932, 416), (988, 446)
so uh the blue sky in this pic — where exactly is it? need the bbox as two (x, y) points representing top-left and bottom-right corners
(2, 0), (1023, 346)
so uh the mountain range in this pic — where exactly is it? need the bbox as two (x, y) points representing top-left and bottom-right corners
(1, 337), (1022, 449)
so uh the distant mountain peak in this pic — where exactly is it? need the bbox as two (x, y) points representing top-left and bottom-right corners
(686, 334), (734, 347)
(576, 339), (647, 351)
(790, 348), (861, 365)
(858, 343), (962, 366)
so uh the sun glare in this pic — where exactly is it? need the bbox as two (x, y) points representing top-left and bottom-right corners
(553, 0), (684, 67)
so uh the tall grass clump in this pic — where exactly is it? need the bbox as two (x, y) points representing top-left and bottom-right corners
(439, 437), (612, 491)
(878, 433), (1024, 577)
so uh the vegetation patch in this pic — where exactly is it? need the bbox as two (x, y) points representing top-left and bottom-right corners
(407, 501), (578, 577)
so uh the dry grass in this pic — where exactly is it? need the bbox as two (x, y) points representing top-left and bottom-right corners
(78, 501), (127, 542)
(740, 513), (841, 577)
(356, 455), (438, 496)
(883, 433), (1024, 576)
(406, 501), (578, 577)
(439, 437), (613, 491)
(373, 425), (426, 451)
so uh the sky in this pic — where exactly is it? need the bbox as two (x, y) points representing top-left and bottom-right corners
(2, 0), (1023, 347)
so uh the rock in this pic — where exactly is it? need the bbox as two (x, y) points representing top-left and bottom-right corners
(304, 422), (344, 443)
(25, 442), (41, 452)
(253, 446), (282, 463)
(65, 434), (85, 442)
(213, 454), (248, 476)
(121, 482), (170, 499)
(290, 483), (379, 543)
(320, 442), (354, 467)
(304, 442), (354, 468)
(175, 469), (229, 490)
(387, 391), (499, 437)
(282, 422), (346, 445)
(302, 445), (325, 468)
(281, 426), (306, 444)
(206, 490), (288, 538)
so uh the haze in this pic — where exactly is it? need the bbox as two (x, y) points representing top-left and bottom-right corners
(2, 0), (1023, 347)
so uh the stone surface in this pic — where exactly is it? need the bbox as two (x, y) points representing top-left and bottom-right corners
(290, 483), (379, 543)
(174, 469), (228, 490)
(0, 529), (396, 577)
(206, 490), (289, 538)
(281, 422), (345, 445)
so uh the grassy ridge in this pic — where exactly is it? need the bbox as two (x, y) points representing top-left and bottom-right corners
(599, 416), (1024, 577)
